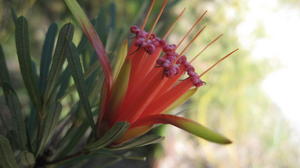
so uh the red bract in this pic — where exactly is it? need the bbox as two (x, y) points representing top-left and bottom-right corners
(66, 0), (237, 145)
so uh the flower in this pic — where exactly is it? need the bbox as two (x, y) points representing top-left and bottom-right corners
(65, 0), (237, 145)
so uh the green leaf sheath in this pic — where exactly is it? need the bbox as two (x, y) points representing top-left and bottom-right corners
(39, 23), (58, 97)
(0, 136), (19, 168)
(0, 45), (28, 150)
(15, 16), (41, 111)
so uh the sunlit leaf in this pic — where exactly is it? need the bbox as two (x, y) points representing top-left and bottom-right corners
(113, 40), (128, 81)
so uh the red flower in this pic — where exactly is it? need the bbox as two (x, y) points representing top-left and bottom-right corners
(65, 0), (237, 145)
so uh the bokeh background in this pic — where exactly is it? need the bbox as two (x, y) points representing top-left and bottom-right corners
(1, 0), (300, 167)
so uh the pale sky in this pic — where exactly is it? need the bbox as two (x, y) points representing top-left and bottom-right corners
(237, 0), (300, 132)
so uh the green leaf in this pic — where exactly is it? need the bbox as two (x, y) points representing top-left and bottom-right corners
(0, 45), (28, 150)
(85, 122), (129, 151)
(55, 120), (89, 158)
(44, 23), (74, 103)
(39, 23), (58, 96)
(10, 8), (17, 24)
(0, 45), (10, 84)
(66, 42), (96, 134)
(19, 151), (35, 167)
(110, 134), (164, 151)
(0, 135), (19, 168)
(15, 16), (41, 110)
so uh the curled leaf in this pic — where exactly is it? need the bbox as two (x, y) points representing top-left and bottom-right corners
(133, 114), (232, 144)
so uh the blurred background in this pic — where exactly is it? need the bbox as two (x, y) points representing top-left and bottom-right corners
(1, 0), (300, 167)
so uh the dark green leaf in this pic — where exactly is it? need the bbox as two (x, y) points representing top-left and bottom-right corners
(55, 120), (89, 159)
(85, 122), (129, 151)
(39, 23), (58, 96)
(19, 151), (35, 167)
(15, 16), (41, 110)
(110, 134), (164, 151)
(44, 23), (74, 104)
(0, 135), (19, 168)
(0, 45), (27, 150)
(0, 45), (10, 84)
(66, 42), (96, 134)
(10, 8), (17, 24)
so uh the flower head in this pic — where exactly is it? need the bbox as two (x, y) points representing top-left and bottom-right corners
(65, 0), (237, 145)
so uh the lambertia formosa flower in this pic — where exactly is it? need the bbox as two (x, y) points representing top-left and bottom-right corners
(65, 0), (238, 145)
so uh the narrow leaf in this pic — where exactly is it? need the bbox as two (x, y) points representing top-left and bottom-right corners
(15, 16), (41, 110)
(111, 134), (164, 151)
(0, 136), (19, 168)
(44, 23), (74, 103)
(0, 45), (27, 150)
(55, 120), (89, 158)
(134, 114), (232, 144)
(66, 42), (96, 133)
(64, 0), (113, 92)
(85, 122), (129, 151)
(39, 23), (58, 96)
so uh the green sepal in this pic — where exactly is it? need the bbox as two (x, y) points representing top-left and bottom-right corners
(113, 40), (128, 81)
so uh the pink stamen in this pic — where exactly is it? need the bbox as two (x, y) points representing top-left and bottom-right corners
(163, 8), (186, 40)
(179, 26), (207, 55)
(141, 0), (156, 30)
(176, 10), (207, 48)
(149, 0), (169, 34)
(190, 34), (223, 63)
(199, 49), (239, 77)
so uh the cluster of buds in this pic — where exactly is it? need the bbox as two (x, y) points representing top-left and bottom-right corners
(131, 25), (204, 87)
(130, 25), (163, 54)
